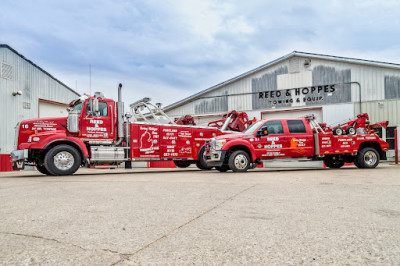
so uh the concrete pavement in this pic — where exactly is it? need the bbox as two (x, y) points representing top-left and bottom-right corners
(0, 165), (399, 265)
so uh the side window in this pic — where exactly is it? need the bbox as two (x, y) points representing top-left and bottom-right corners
(287, 120), (306, 134)
(86, 102), (108, 116)
(71, 102), (83, 114)
(263, 120), (284, 135)
(98, 102), (108, 116)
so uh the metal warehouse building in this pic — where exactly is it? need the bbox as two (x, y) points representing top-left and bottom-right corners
(164, 51), (400, 160)
(0, 44), (80, 171)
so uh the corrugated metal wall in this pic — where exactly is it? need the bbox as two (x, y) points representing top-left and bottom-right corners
(0, 47), (79, 154)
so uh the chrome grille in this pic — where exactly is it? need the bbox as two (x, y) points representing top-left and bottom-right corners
(205, 141), (212, 152)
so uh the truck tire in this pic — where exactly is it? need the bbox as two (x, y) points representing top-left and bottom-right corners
(36, 164), (50, 175)
(357, 147), (380, 168)
(353, 157), (362, 168)
(323, 158), (345, 168)
(346, 126), (356, 135)
(44, 145), (81, 176)
(174, 161), (191, 168)
(333, 127), (344, 135)
(228, 150), (250, 172)
(216, 165), (229, 172)
(196, 146), (212, 170)
(195, 161), (212, 170)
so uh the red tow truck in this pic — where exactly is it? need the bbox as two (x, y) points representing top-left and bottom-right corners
(204, 114), (390, 172)
(11, 84), (253, 175)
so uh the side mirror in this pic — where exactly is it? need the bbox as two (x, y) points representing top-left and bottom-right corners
(93, 98), (99, 113)
(256, 127), (268, 137)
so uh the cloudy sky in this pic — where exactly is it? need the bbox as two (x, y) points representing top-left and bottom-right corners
(1, 0), (400, 106)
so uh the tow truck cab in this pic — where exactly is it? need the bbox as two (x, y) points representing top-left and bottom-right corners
(204, 117), (389, 172)
(11, 91), (122, 175)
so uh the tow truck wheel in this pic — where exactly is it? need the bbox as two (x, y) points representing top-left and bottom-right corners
(174, 161), (191, 168)
(36, 164), (50, 175)
(195, 146), (213, 170)
(346, 126), (356, 135)
(323, 158), (345, 168)
(333, 127), (344, 135)
(216, 165), (229, 172)
(44, 145), (81, 176)
(195, 161), (212, 170)
(357, 147), (380, 168)
(228, 150), (250, 172)
(353, 157), (362, 168)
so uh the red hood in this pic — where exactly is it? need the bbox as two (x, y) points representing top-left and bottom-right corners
(215, 133), (253, 140)
(17, 117), (68, 149)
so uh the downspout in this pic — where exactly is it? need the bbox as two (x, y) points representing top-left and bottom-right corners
(348, 81), (362, 114)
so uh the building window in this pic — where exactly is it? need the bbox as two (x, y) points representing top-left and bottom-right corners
(287, 120), (307, 134)
(1, 63), (13, 80)
(386, 127), (396, 150)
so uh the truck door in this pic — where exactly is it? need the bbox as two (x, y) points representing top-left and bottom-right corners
(284, 119), (314, 157)
(252, 120), (286, 159)
(79, 100), (115, 141)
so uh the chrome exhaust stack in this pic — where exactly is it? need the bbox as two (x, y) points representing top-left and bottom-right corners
(116, 83), (124, 144)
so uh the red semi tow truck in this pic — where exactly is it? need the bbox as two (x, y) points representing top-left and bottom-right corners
(11, 84), (253, 175)
(204, 114), (390, 172)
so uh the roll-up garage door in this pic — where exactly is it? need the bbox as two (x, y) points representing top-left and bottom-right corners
(39, 100), (68, 118)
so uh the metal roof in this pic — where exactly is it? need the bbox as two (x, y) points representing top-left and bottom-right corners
(164, 51), (400, 111)
(0, 44), (80, 96)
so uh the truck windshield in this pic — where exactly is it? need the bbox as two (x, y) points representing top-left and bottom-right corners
(71, 101), (83, 114)
(242, 120), (264, 134)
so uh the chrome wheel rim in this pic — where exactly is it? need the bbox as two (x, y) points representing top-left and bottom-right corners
(234, 154), (248, 170)
(364, 151), (377, 166)
(54, 151), (74, 170)
(348, 128), (356, 135)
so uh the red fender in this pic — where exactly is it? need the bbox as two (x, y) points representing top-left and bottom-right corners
(221, 139), (257, 161)
(18, 131), (89, 157)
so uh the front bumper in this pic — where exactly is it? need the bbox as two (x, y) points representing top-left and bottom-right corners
(10, 149), (28, 170)
(204, 150), (226, 167)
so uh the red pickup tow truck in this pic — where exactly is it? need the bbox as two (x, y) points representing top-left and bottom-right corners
(11, 84), (253, 175)
(204, 114), (390, 172)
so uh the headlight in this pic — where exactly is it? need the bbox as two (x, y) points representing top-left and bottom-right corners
(215, 139), (226, 150)
(28, 136), (40, 142)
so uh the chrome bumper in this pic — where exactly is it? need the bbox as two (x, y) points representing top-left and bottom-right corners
(11, 149), (28, 162)
(205, 150), (224, 161)
(204, 150), (226, 167)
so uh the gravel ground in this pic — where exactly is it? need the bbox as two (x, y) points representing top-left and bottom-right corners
(0, 164), (399, 265)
